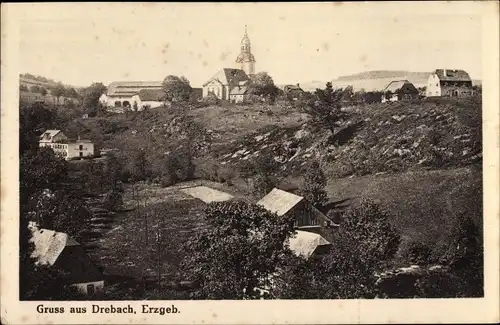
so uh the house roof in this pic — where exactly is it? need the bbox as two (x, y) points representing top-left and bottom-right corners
(383, 80), (417, 93)
(107, 81), (162, 96)
(230, 86), (248, 95)
(203, 68), (249, 87)
(288, 230), (331, 259)
(434, 69), (472, 82)
(30, 227), (104, 283)
(39, 130), (62, 139)
(284, 85), (304, 92)
(30, 228), (69, 265)
(137, 88), (164, 102)
(257, 188), (304, 217)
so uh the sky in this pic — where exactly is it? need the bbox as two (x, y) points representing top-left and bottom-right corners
(16, 2), (484, 88)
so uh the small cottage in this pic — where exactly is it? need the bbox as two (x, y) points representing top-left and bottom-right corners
(257, 188), (337, 234)
(283, 84), (304, 101)
(288, 230), (332, 259)
(30, 227), (105, 295)
(229, 85), (248, 103)
(131, 89), (164, 110)
(381, 80), (420, 103)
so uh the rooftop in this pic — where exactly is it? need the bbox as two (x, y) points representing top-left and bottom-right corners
(257, 188), (303, 217)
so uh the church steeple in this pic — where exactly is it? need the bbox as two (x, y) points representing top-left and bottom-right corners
(236, 25), (255, 76)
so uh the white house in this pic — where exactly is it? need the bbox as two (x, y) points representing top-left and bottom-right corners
(39, 130), (94, 160)
(29, 226), (105, 295)
(131, 88), (164, 110)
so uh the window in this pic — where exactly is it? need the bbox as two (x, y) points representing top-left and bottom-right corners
(79, 145), (83, 150)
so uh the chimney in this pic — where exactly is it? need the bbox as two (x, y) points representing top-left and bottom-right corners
(443, 69), (447, 77)
(296, 83), (300, 88)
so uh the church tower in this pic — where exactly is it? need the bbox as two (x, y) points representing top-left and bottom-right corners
(236, 25), (256, 76)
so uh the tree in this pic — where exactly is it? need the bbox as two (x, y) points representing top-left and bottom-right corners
(300, 160), (328, 208)
(51, 84), (66, 106)
(276, 199), (401, 299)
(302, 82), (348, 138)
(341, 199), (401, 263)
(251, 154), (280, 196)
(26, 189), (92, 242)
(162, 75), (192, 103)
(130, 150), (148, 181)
(64, 87), (78, 99)
(341, 85), (354, 103)
(20, 147), (69, 207)
(30, 85), (41, 93)
(19, 102), (57, 153)
(248, 72), (279, 102)
(82, 82), (107, 116)
(181, 200), (295, 299)
(20, 84), (29, 92)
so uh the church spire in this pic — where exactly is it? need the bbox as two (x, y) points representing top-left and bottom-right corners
(236, 25), (255, 76)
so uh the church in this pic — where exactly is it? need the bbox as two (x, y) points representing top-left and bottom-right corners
(202, 26), (256, 102)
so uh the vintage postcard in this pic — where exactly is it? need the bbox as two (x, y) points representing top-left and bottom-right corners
(1, 1), (499, 324)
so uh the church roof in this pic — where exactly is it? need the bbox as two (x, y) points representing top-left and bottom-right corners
(203, 68), (249, 87)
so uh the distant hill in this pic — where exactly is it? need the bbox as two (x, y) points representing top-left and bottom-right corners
(294, 70), (481, 92)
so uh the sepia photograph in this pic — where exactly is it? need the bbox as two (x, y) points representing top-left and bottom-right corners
(1, 2), (499, 324)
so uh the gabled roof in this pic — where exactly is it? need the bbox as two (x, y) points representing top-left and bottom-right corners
(107, 81), (162, 96)
(30, 228), (69, 265)
(39, 129), (62, 139)
(288, 230), (331, 259)
(434, 69), (471, 82)
(203, 68), (249, 87)
(30, 227), (104, 284)
(257, 188), (304, 217)
(383, 80), (417, 93)
(137, 88), (164, 102)
(230, 86), (248, 95)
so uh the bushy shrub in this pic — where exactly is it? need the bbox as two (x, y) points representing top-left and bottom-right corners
(400, 241), (433, 265)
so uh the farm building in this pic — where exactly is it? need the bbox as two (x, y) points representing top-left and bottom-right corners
(99, 81), (163, 109)
(29, 226), (105, 295)
(39, 130), (94, 160)
(257, 188), (337, 234)
(381, 80), (419, 103)
(131, 89), (164, 110)
(426, 69), (473, 98)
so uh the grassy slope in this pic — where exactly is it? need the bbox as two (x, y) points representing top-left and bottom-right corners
(68, 98), (481, 269)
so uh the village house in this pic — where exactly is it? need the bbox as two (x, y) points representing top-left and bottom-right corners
(257, 188), (337, 259)
(29, 225), (105, 296)
(99, 81), (163, 109)
(203, 26), (255, 101)
(426, 69), (473, 97)
(39, 130), (94, 160)
(131, 88), (164, 110)
(381, 80), (420, 103)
